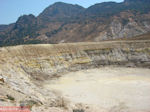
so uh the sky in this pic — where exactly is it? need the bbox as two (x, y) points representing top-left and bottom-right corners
(0, 0), (123, 25)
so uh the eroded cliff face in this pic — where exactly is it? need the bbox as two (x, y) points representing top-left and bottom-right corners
(1, 40), (150, 76)
(95, 14), (150, 41)
(0, 41), (150, 112)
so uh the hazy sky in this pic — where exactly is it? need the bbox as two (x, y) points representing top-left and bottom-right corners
(0, 0), (123, 24)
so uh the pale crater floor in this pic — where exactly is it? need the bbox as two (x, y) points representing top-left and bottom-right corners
(44, 67), (150, 112)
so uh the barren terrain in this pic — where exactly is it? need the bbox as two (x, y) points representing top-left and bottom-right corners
(0, 40), (150, 112)
(46, 67), (150, 112)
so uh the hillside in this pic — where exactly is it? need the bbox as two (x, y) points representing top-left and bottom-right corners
(0, 0), (150, 46)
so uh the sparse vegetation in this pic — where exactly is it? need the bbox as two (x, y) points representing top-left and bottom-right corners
(73, 109), (85, 112)
(0, 98), (5, 102)
(50, 97), (69, 109)
(6, 95), (15, 101)
(20, 100), (38, 110)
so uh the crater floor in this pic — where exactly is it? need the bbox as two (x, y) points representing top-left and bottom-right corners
(45, 67), (150, 112)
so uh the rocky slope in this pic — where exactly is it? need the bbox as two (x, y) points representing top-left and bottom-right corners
(0, 40), (150, 111)
(0, 0), (150, 46)
(0, 40), (150, 78)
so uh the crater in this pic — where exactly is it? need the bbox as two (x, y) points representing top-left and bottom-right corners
(45, 67), (150, 112)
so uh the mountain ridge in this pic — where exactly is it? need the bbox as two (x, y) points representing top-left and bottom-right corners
(0, 0), (150, 46)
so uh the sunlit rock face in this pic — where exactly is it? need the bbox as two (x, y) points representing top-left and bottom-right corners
(0, 40), (150, 112)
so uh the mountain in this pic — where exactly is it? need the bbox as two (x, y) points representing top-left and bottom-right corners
(0, 0), (150, 46)
(85, 0), (150, 16)
(38, 2), (85, 23)
(0, 25), (8, 31)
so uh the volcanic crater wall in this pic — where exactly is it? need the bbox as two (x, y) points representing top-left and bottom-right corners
(0, 40), (150, 81)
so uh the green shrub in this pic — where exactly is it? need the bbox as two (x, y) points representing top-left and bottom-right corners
(73, 109), (84, 112)
(6, 95), (15, 101)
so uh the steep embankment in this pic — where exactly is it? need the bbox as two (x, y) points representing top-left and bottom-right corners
(0, 40), (150, 112)
(1, 40), (150, 76)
